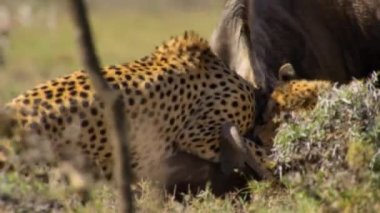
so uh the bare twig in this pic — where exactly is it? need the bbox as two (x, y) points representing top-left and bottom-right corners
(67, 0), (134, 212)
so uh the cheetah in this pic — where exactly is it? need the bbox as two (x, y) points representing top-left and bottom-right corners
(1, 31), (271, 182)
(254, 64), (333, 148)
(270, 63), (332, 113)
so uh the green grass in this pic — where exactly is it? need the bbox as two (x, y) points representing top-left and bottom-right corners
(0, 7), (222, 103)
(270, 74), (380, 212)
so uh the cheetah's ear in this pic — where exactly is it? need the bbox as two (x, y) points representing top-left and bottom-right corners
(278, 63), (297, 82)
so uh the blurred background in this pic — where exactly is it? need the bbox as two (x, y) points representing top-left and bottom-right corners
(0, 0), (224, 103)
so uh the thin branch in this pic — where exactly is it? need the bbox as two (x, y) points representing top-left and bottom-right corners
(67, 0), (134, 212)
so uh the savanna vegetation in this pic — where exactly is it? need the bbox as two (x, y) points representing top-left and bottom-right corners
(0, 1), (379, 212)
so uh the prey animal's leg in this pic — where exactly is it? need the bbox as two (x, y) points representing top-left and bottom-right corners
(220, 122), (273, 180)
(164, 150), (249, 198)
